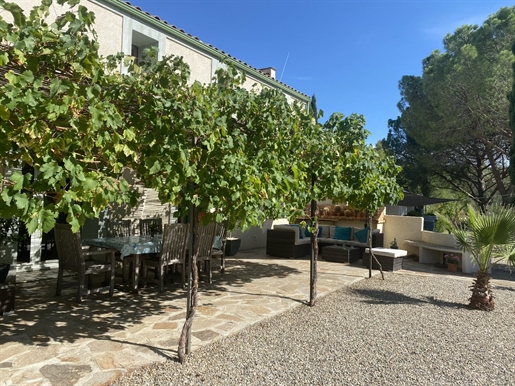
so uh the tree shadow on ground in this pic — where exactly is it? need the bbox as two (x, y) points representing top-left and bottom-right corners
(351, 288), (465, 309)
(156, 257), (306, 305)
(492, 285), (515, 293)
(491, 268), (515, 283)
(0, 257), (302, 352)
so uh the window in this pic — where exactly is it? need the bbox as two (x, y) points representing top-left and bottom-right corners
(131, 30), (158, 65)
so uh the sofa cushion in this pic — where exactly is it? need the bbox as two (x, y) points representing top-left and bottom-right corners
(365, 247), (407, 258)
(319, 238), (345, 245)
(319, 225), (330, 238)
(305, 226), (322, 238)
(289, 224), (303, 239)
(347, 240), (367, 248)
(333, 226), (352, 241)
(213, 236), (223, 249)
(354, 227), (369, 243)
(297, 238), (311, 245)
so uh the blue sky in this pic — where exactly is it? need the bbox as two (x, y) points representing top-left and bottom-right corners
(127, 0), (513, 145)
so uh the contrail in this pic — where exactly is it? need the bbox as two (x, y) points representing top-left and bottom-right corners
(280, 52), (290, 82)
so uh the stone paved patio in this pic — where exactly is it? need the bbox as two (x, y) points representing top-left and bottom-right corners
(3, 248), (510, 386)
(0, 248), (376, 386)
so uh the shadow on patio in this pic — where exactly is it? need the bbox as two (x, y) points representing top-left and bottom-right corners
(0, 249), (372, 385)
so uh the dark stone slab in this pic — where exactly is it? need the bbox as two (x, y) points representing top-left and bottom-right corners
(40, 364), (91, 386)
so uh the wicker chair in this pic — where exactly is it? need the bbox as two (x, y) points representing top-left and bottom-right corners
(211, 221), (228, 273)
(142, 223), (189, 291)
(196, 223), (217, 284)
(139, 218), (163, 236)
(54, 224), (116, 302)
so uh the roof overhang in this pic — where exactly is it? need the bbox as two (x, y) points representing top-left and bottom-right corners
(395, 191), (457, 207)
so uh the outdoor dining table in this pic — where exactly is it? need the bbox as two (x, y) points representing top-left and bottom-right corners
(82, 235), (162, 293)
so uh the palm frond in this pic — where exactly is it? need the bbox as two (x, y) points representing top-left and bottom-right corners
(435, 210), (455, 234)
(438, 204), (515, 272)
(471, 206), (515, 246)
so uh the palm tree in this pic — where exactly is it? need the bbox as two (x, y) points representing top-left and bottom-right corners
(437, 204), (515, 311)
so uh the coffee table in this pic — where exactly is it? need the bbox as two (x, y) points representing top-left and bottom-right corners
(323, 245), (361, 264)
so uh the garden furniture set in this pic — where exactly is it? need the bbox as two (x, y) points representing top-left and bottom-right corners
(266, 224), (385, 260)
(53, 220), (226, 301)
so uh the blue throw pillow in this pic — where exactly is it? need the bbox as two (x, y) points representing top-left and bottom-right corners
(290, 224), (303, 239)
(355, 227), (369, 243)
(213, 236), (223, 250)
(333, 226), (352, 240)
(305, 226), (322, 238)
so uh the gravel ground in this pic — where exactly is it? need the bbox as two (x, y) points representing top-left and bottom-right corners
(112, 271), (515, 386)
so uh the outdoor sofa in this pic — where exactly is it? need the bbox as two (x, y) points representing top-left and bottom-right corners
(266, 224), (384, 259)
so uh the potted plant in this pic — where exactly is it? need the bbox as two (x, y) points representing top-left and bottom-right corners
(445, 253), (460, 272)
(225, 226), (241, 256)
(225, 229), (241, 257)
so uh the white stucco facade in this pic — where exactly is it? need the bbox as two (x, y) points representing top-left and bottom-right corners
(166, 38), (212, 84)
(385, 215), (480, 273)
(11, 0), (308, 101)
(5, 0), (309, 268)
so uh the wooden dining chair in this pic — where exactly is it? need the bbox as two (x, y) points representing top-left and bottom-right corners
(107, 219), (132, 284)
(54, 224), (116, 303)
(211, 221), (228, 273)
(107, 219), (131, 237)
(197, 223), (217, 284)
(142, 223), (189, 291)
(139, 218), (163, 236)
